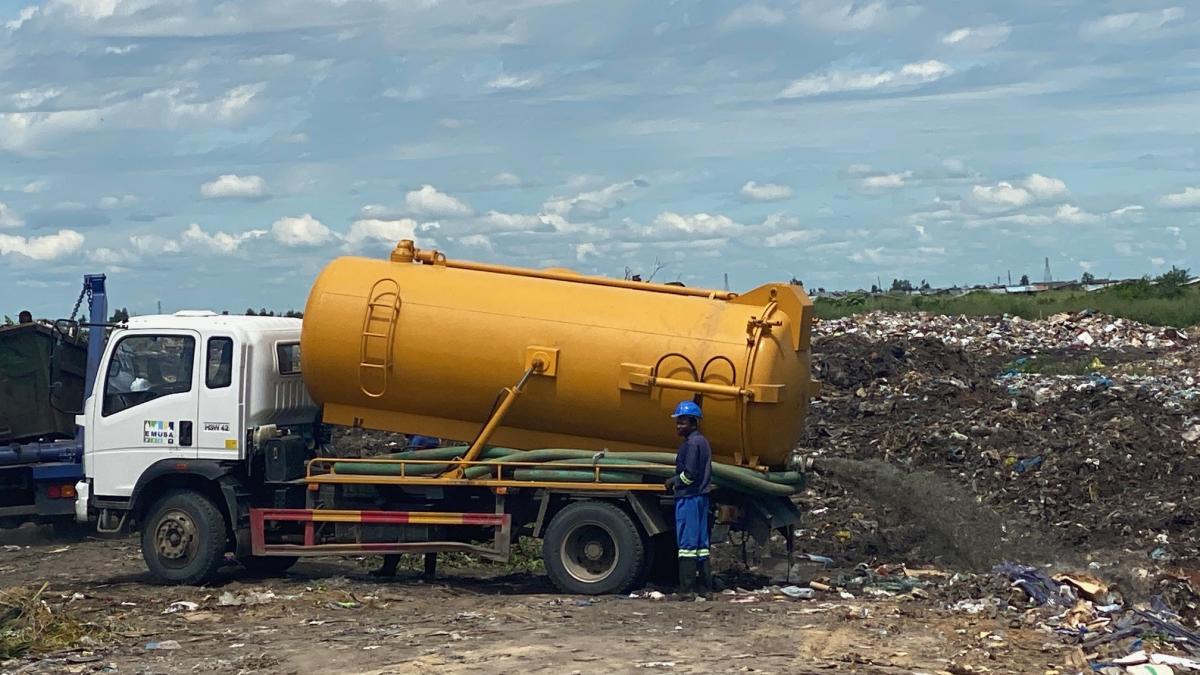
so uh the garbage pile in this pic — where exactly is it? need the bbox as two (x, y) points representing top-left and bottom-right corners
(992, 563), (1200, 674)
(798, 311), (1200, 636)
(816, 310), (1192, 355)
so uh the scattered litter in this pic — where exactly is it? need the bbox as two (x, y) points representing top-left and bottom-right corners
(635, 662), (676, 669)
(218, 590), (277, 607)
(48, 547), (70, 554)
(162, 601), (199, 614)
(144, 640), (180, 651)
(779, 586), (815, 600)
(2, 545), (21, 552)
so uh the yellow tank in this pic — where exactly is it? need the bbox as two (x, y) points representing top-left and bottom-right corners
(301, 241), (816, 468)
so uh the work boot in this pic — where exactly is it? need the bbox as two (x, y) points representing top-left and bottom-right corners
(696, 558), (713, 600)
(675, 558), (697, 600)
(369, 554), (400, 578)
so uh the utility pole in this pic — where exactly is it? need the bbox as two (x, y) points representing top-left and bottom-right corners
(1007, 270), (1012, 285)
(157, 300), (162, 314)
(1043, 257), (1052, 283)
(723, 273), (729, 292)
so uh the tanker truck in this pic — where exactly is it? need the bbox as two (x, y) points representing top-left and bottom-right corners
(67, 240), (818, 594)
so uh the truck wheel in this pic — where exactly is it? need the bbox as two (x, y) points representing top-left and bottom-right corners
(239, 555), (299, 576)
(543, 501), (644, 595)
(141, 490), (228, 585)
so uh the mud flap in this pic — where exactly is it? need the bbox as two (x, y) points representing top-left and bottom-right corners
(744, 496), (803, 545)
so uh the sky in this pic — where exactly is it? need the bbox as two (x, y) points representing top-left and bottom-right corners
(1, 0), (1198, 316)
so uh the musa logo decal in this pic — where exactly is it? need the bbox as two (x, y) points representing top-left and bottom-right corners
(143, 420), (175, 445)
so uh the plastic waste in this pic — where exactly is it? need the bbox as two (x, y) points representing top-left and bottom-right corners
(780, 586), (815, 600)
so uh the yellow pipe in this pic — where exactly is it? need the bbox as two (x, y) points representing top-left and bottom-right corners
(647, 375), (750, 399)
(445, 362), (542, 476)
(391, 240), (735, 301)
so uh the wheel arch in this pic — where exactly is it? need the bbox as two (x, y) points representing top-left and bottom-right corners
(130, 460), (241, 542)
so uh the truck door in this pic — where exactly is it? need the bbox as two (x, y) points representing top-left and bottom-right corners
(196, 334), (243, 459)
(88, 330), (201, 497)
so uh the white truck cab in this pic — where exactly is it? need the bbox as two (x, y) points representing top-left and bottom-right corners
(80, 312), (317, 532)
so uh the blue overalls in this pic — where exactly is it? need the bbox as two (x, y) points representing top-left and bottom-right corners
(674, 430), (712, 561)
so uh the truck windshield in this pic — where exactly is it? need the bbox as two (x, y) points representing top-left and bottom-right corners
(103, 335), (195, 416)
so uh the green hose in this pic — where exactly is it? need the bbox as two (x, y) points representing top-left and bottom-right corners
(510, 469), (645, 484)
(329, 445), (805, 497)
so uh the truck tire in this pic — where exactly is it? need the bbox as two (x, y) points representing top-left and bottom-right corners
(140, 490), (228, 585)
(239, 555), (299, 576)
(543, 501), (644, 595)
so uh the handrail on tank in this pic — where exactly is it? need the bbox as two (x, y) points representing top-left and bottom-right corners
(389, 239), (737, 300)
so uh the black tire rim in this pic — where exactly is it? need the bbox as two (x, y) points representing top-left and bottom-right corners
(154, 508), (199, 570)
(560, 521), (619, 584)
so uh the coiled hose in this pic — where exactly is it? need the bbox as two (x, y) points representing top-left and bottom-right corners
(331, 445), (806, 496)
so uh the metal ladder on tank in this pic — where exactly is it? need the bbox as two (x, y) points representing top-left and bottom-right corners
(358, 278), (402, 398)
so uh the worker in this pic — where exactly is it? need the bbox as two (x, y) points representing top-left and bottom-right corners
(17, 310), (32, 324)
(406, 434), (440, 449)
(663, 400), (713, 600)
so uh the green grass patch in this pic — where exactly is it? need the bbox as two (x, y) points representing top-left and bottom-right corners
(815, 283), (1200, 327)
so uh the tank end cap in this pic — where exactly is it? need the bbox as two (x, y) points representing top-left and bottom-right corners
(390, 239), (416, 263)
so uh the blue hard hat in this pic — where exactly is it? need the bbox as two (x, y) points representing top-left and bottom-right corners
(671, 400), (703, 419)
(407, 434), (440, 449)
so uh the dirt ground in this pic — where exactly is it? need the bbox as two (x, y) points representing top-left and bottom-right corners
(0, 527), (1063, 675)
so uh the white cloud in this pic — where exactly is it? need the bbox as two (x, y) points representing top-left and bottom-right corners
(105, 44), (137, 55)
(740, 181), (793, 202)
(1161, 186), (1200, 208)
(87, 247), (137, 265)
(969, 173), (1069, 210)
(860, 172), (911, 191)
(200, 174), (267, 199)
(5, 6), (39, 30)
(98, 194), (138, 209)
(765, 229), (818, 247)
(970, 182), (1032, 209)
(1113, 242), (1134, 256)
(652, 212), (741, 236)
(0, 229), (84, 260)
(1108, 204), (1144, 219)
(849, 247), (885, 264)
(152, 83), (266, 126)
(940, 24), (1011, 49)
(1150, 257), (1167, 266)
(10, 88), (63, 110)
(1080, 7), (1185, 40)
(846, 164), (874, 177)
(0, 109), (106, 154)
(481, 211), (550, 232)
(487, 73), (542, 91)
(720, 4), (786, 30)
(1024, 173), (1068, 200)
(456, 234), (493, 250)
(575, 242), (598, 262)
(0, 202), (24, 229)
(20, 180), (49, 193)
(544, 179), (647, 220)
(344, 218), (420, 247)
(405, 185), (472, 218)
(779, 60), (951, 98)
(1054, 204), (1100, 224)
(796, 0), (910, 32)
(131, 233), (181, 255)
(181, 223), (266, 254)
(491, 172), (523, 187)
(272, 214), (334, 247)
